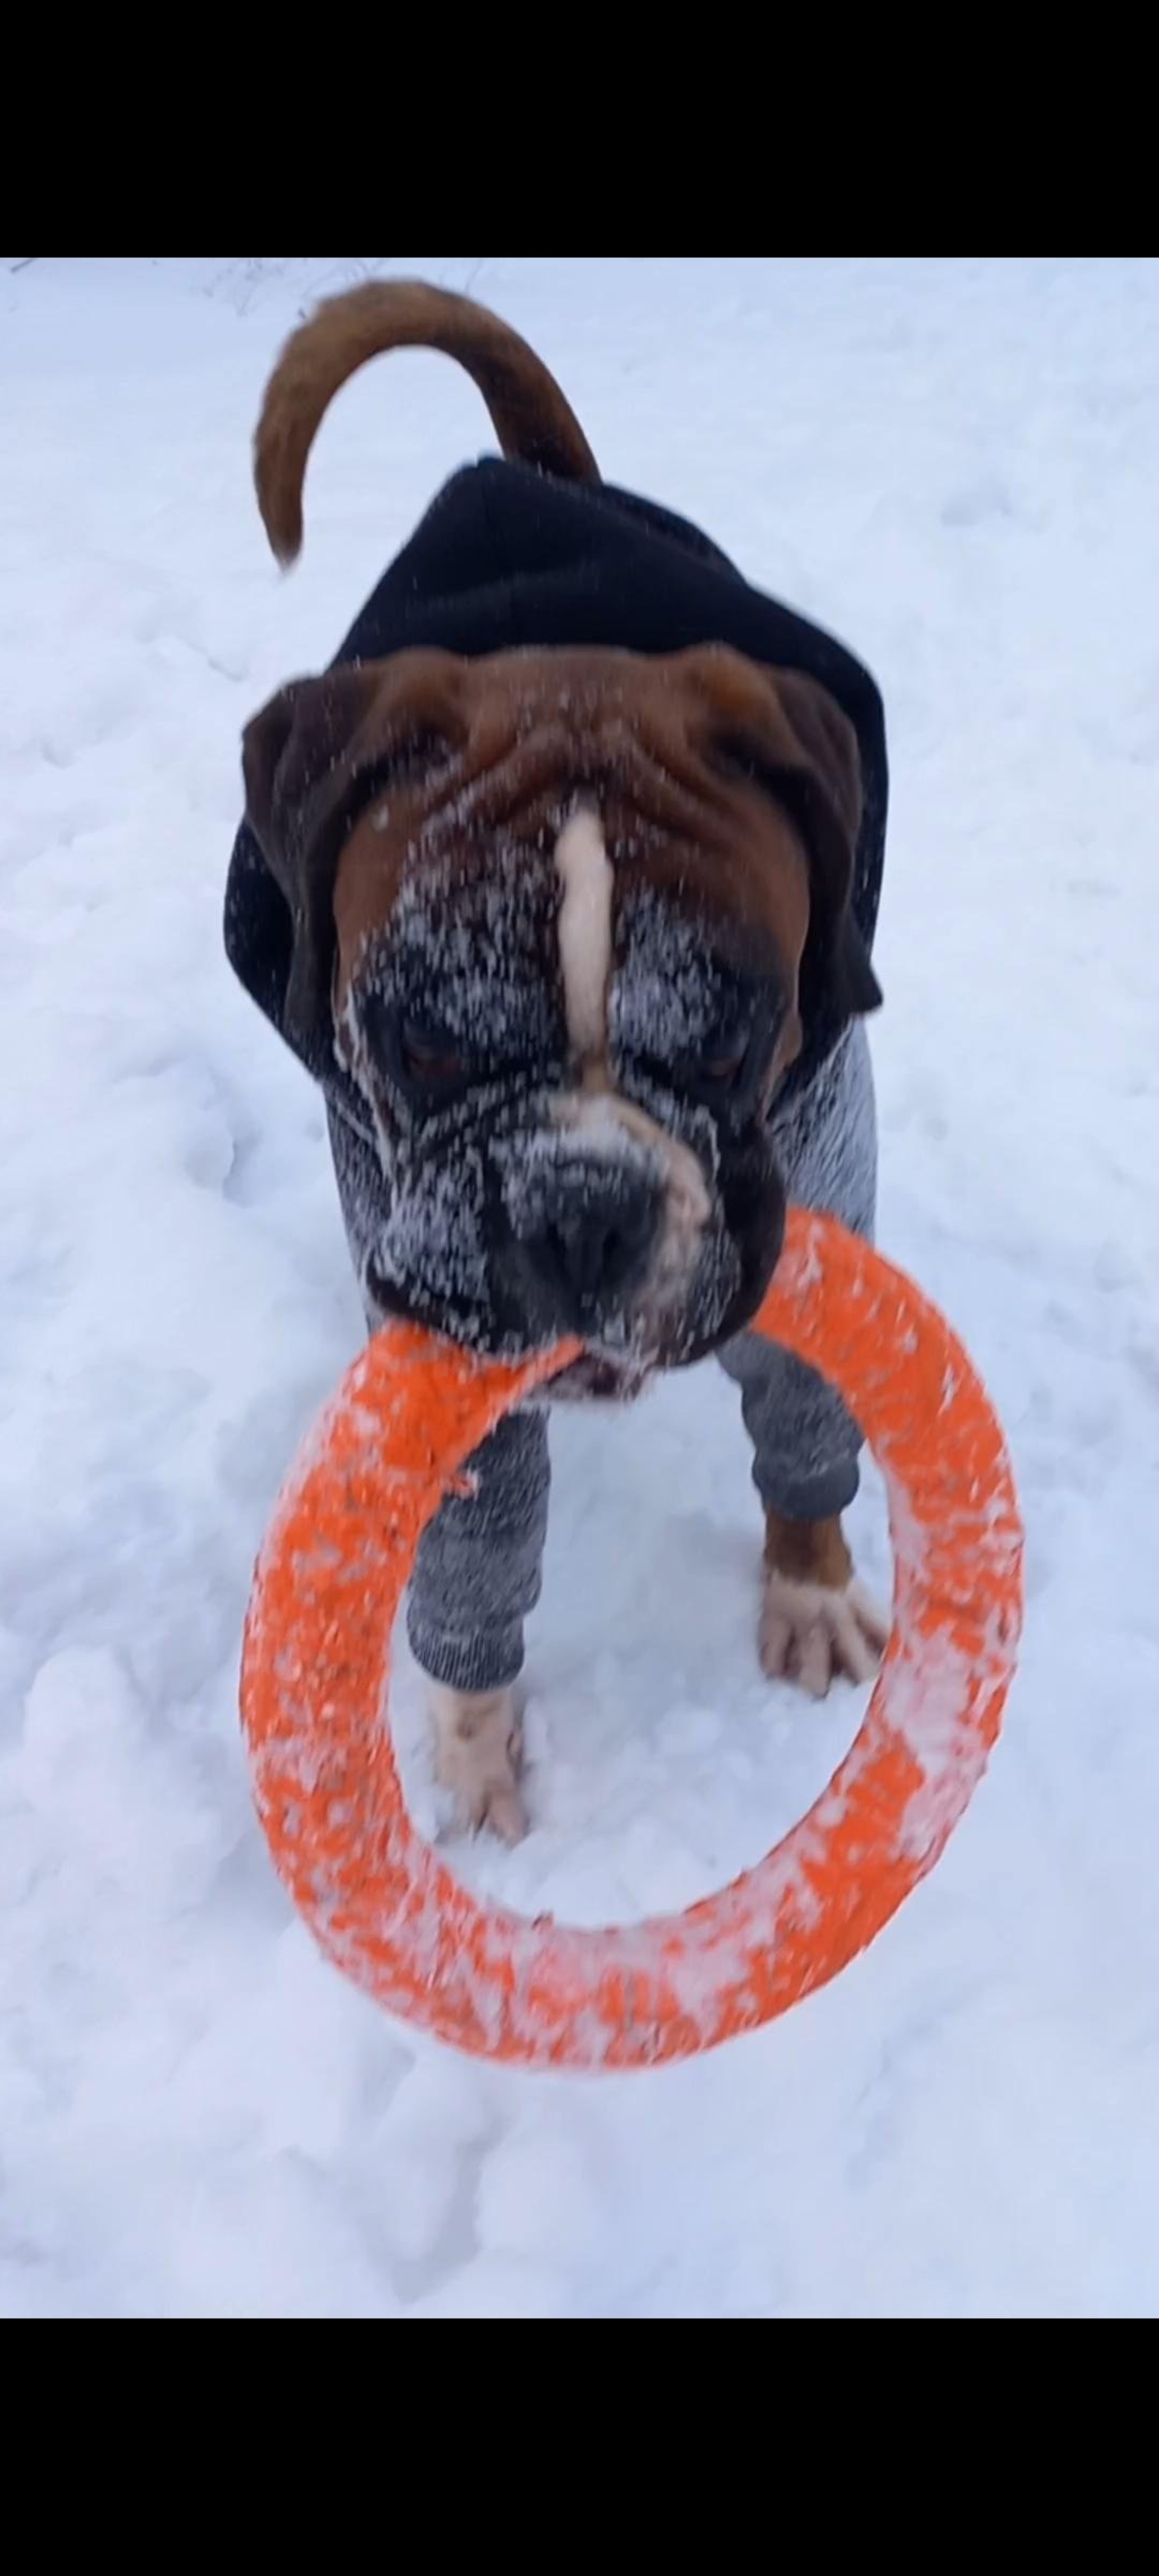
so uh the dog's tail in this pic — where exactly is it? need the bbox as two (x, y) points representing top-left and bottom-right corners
(254, 279), (600, 566)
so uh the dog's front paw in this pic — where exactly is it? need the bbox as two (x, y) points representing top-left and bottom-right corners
(429, 1682), (528, 1844)
(759, 1571), (890, 1698)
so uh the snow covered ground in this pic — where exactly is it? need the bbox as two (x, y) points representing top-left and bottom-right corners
(2, 257), (1158, 2318)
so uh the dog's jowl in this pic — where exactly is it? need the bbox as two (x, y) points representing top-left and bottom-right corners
(226, 280), (890, 1839)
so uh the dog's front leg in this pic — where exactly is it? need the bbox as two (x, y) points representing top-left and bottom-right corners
(407, 1408), (551, 1844)
(759, 1507), (889, 1696)
(718, 1316), (889, 1699)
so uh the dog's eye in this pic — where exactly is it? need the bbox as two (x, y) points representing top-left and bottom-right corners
(358, 993), (469, 1094)
(687, 1013), (758, 1097)
(399, 1020), (467, 1086)
(630, 1013), (759, 1107)
(698, 1042), (749, 1088)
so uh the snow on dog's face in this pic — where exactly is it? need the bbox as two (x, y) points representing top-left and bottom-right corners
(242, 642), (876, 1374)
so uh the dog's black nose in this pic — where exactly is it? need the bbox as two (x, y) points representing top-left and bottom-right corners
(514, 1159), (662, 1331)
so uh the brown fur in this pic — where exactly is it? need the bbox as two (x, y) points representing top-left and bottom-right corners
(254, 281), (599, 566)
(763, 1508), (854, 1589)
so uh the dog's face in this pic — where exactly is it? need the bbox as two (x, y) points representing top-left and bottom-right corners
(243, 642), (876, 1382)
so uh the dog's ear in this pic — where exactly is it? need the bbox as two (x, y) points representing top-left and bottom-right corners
(241, 665), (390, 1056)
(689, 648), (882, 1030)
(241, 653), (465, 1059)
(760, 667), (882, 1027)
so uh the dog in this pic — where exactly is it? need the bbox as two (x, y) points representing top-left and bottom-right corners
(226, 280), (890, 1841)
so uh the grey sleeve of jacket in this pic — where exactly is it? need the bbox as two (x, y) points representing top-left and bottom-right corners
(406, 1407), (551, 1693)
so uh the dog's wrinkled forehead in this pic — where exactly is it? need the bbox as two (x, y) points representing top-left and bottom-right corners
(346, 829), (768, 1085)
(330, 642), (819, 1027)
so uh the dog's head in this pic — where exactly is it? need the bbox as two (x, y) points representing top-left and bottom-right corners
(243, 639), (878, 1383)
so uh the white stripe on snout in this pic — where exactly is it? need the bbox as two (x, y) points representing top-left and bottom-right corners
(555, 808), (613, 1069)
(551, 810), (710, 1347)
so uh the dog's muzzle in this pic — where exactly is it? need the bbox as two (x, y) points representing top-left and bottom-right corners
(503, 1151), (663, 1339)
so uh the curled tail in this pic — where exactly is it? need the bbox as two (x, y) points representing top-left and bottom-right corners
(254, 278), (600, 565)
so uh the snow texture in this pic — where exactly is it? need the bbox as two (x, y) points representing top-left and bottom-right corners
(2, 257), (1158, 2317)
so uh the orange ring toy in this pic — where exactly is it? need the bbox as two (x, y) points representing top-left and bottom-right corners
(240, 1210), (1023, 2071)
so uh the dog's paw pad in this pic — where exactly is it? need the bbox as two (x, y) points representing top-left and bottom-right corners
(759, 1572), (890, 1698)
